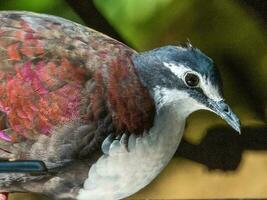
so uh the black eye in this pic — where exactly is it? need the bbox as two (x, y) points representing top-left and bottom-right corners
(185, 73), (199, 87)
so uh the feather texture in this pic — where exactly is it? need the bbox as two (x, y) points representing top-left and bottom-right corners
(0, 11), (156, 194)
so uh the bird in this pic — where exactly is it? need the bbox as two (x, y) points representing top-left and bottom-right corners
(0, 11), (240, 200)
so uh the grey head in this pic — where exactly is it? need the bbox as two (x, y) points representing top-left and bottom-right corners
(132, 44), (241, 133)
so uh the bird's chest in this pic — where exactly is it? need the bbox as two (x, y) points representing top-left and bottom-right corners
(77, 108), (185, 200)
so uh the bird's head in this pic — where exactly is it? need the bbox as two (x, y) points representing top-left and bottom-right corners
(133, 44), (241, 133)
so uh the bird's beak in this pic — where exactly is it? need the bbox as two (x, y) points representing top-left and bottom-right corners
(208, 99), (241, 134)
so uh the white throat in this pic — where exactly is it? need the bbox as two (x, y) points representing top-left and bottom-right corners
(77, 89), (200, 200)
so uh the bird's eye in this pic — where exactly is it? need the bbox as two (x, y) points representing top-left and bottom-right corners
(184, 73), (199, 87)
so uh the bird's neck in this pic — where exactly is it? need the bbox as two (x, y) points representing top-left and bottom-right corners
(146, 103), (188, 169)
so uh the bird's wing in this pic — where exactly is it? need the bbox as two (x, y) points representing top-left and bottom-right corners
(0, 11), (110, 168)
(0, 11), (155, 171)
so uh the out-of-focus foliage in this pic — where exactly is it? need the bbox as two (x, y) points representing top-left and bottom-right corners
(1, 0), (267, 199)
(0, 0), (83, 24)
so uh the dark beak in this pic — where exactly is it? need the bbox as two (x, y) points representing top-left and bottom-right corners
(208, 99), (241, 134)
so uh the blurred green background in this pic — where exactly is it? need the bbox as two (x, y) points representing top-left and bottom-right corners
(0, 0), (267, 199)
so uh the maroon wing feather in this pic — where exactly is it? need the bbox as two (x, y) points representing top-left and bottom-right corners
(0, 11), (155, 160)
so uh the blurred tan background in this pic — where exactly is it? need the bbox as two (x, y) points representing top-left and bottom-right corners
(1, 0), (267, 199)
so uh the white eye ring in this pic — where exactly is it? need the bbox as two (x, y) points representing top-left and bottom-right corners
(184, 72), (200, 87)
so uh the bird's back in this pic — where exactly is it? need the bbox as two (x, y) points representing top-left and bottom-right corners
(0, 11), (136, 140)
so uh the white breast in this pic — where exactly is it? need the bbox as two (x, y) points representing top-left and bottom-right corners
(77, 106), (186, 200)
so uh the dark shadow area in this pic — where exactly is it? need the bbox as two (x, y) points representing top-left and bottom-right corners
(176, 125), (267, 171)
(239, 0), (267, 25)
(65, 0), (126, 44)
